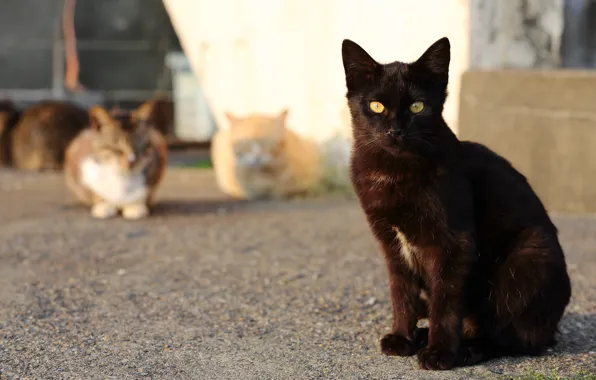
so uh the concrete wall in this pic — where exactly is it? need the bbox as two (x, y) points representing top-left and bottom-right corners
(463, 2), (596, 214)
(458, 70), (596, 214)
(469, 0), (564, 69)
(561, 0), (596, 68)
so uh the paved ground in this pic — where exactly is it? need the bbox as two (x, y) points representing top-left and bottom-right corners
(0, 167), (594, 380)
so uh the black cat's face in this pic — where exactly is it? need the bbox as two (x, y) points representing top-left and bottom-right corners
(342, 37), (451, 157)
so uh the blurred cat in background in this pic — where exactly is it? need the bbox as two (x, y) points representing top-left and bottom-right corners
(140, 96), (173, 139)
(10, 101), (89, 171)
(211, 110), (321, 199)
(110, 95), (173, 139)
(0, 100), (21, 166)
(64, 101), (168, 220)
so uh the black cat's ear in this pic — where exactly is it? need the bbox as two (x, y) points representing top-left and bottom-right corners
(342, 39), (379, 91)
(414, 37), (450, 78)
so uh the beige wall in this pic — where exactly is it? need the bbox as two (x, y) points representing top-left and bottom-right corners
(459, 70), (596, 214)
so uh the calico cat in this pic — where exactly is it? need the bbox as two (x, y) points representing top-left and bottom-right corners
(64, 102), (168, 220)
(10, 101), (89, 171)
(0, 100), (21, 166)
(211, 110), (321, 199)
(341, 37), (571, 370)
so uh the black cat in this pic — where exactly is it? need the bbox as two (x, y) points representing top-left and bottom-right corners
(341, 36), (571, 370)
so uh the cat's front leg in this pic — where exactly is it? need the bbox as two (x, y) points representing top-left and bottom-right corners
(122, 202), (149, 220)
(417, 246), (471, 370)
(91, 201), (118, 219)
(378, 241), (426, 357)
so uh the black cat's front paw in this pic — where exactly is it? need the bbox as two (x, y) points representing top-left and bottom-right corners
(417, 346), (456, 370)
(380, 333), (418, 356)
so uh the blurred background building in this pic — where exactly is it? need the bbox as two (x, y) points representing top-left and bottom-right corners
(0, 0), (180, 109)
(0, 0), (594, 212)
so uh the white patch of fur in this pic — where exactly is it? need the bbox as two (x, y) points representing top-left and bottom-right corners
(393, 227), (417, 270)
(236, 142), (272, 168)
(81, 157), (148, 206)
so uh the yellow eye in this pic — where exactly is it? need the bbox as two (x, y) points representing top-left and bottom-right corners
(409, 101), (425, 114)
(369, 101), (385, 114)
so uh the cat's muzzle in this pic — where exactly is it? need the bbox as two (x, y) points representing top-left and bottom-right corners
(385, 129), (405, 145)
(386, 129), (403, 137)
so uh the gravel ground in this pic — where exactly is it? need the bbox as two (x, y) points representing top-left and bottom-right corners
(0, 168), (594, 380)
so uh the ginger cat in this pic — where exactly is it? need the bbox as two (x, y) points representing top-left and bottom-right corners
(64, 101), (168, 220)
(211, 110), (321, 199)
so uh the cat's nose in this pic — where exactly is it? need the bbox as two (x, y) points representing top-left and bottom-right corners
(387, 128), (402, 137)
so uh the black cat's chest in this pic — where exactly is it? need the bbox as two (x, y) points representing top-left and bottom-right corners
(359, 169), (407, 199)
(352, 162), (451, 270)
(352, 164), (432, 214)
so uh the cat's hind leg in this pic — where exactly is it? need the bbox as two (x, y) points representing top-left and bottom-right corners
(490, 228), (570, 356)
(458, 228), (571, 366)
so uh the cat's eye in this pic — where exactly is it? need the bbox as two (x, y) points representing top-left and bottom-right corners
(369, 101), (385, 114)
(409, 101), (425, 114)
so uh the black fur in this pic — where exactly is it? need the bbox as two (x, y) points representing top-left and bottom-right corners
(341, 37), (571, 370)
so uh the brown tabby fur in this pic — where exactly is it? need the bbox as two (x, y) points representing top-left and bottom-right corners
(211, 110), (321, 199)
(0, 100), (21, 166)
(10, 101), (88, 171)
(64, 101), (168, 219)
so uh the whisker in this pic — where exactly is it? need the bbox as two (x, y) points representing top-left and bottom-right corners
(404, 136), (433, 148)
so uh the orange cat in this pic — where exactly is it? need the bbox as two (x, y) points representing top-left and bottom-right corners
(64, 101), (168, 219)
(211, 110), (321, 199)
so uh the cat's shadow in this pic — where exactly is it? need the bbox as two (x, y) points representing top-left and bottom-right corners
(60, 196), (334, 218)
(59, 198), (257, 217)
(555, 311), (596, 355)
(153, 195), (355, 216)
(151, 198), (254, 216)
